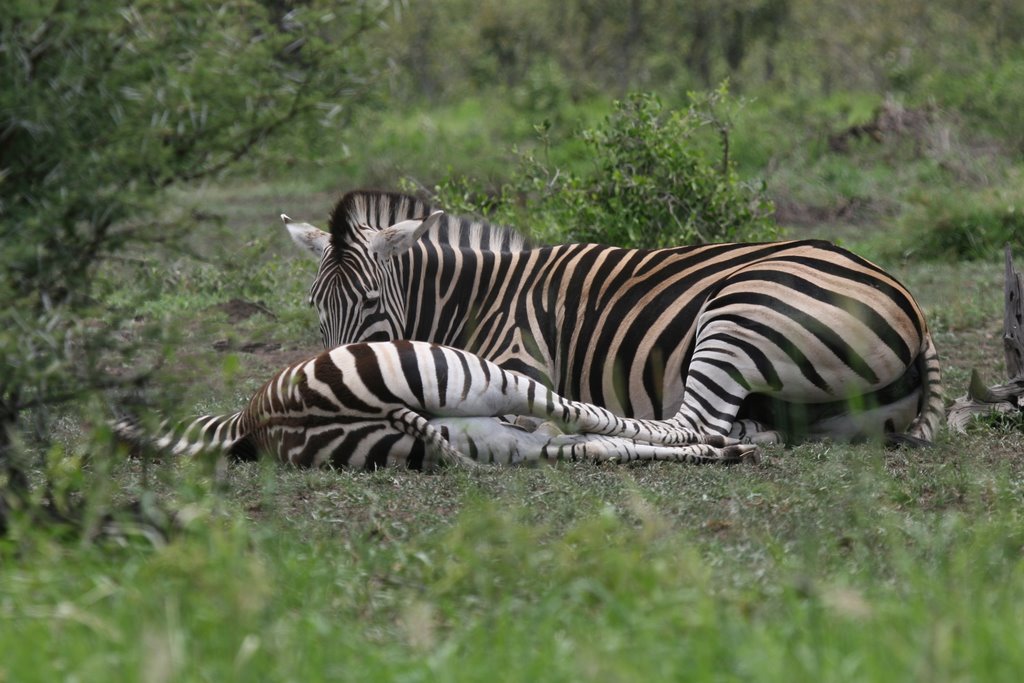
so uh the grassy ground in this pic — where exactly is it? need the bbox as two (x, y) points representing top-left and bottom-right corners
(3, 178), (1023, 681)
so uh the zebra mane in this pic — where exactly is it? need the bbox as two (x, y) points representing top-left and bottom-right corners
(328, 189), (531, 253)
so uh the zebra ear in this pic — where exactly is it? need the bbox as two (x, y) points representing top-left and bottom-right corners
(282, 214), (330, 259)
(368, 210), (444, 260)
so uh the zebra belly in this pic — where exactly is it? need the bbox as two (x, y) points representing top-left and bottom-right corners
(807, 390), (921, 441)
(264, 421), (427, 470)
(738, 361), (924, 442)
(433, 417), (550, 465)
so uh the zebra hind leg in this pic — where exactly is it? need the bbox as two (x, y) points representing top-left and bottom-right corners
(729, 419), (785, 445)
(388, 408), (479, 471)
(547, 434), (759, 465)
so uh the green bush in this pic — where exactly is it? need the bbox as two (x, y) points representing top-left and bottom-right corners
(0, 0), (389, 536)
(434, 89), (778, 248)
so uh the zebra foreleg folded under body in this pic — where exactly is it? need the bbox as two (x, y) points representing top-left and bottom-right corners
(482, 374), (741, 448)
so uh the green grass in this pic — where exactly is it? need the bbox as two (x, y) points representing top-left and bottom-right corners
(249, 94), (612, 193)
(5, 432), (1024, 681)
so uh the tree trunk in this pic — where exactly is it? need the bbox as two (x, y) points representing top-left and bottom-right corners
(687, 7), (713, 88)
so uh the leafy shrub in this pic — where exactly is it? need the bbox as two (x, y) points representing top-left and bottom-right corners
(433, 89), (777, 248)
(0, 0), (388, 537)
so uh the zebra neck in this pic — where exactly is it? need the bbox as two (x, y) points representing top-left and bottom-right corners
(400, 246), (531, 348)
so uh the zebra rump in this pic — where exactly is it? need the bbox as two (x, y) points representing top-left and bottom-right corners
(114, 340), (758, 471)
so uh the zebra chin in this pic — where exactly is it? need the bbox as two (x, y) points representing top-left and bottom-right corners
(359, 328), (400, 343)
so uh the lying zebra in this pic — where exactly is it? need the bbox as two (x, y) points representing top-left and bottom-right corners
(116, 340), (757, 470)
(285, 190), (944, 446)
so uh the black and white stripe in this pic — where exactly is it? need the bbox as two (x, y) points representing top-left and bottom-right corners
(286, 190), (944, 444)
(115, 341), (755, 469)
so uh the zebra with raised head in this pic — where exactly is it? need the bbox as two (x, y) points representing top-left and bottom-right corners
(116, 340), (754, 469)
(284, 190), (944, 446)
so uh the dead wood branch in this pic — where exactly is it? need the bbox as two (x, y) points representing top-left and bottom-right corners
(948, 246), (1024, 433)
(1004, 245), (1024, 380)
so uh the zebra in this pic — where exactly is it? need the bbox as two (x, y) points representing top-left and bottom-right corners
(115, 340), (756, 470)
(284, 190), (944, 446)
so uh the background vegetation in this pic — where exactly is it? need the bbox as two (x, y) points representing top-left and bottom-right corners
(2, 0), (1024, 680)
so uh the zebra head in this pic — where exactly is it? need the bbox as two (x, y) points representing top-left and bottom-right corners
(284, 190), (442, 348)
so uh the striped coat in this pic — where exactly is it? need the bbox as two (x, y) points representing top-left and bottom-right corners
(285, 190), (943, 445)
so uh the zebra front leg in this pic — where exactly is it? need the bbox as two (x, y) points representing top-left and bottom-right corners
(549, 400), (743, 449)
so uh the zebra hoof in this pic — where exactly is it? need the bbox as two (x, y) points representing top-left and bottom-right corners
(701, 433), (744, 448)
(748, 431), (784, 445)
(720, 443), (761, 464)
(738, 444), (761, 465)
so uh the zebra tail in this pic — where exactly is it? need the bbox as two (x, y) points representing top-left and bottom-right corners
(110, 416), (150, 457)
(904, 330), (945, 444)
(111, 412), (250, 459)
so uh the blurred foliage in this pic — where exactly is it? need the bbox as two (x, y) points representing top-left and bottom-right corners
(321, 0), (1023, 258)
(434, 89), (777, 247)
(930, 55), (1024, 153)
(901, 186), (1024, 261)
(386, 0), (1024, 105)
(0, 0), (391, 534)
